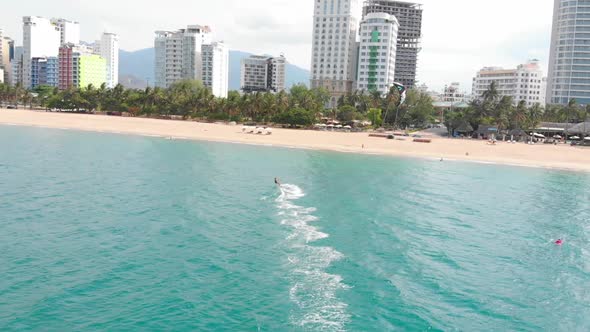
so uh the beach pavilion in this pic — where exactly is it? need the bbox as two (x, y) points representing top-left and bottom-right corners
(475, 125), (499, 140)
(453, 122), (474, 137)
(568, 122), (590, 136)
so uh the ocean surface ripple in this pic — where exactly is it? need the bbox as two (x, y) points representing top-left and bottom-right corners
(1, 126), (589, 331)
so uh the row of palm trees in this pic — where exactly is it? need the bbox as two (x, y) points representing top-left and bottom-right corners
(0, 80), (437, 128)
(444, 82), (590, 134)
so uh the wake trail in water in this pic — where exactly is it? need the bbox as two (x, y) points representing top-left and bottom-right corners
(276, 184), (350, 331)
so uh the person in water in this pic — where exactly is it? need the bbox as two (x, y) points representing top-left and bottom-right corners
(274, 177), (281, 187)
(555, 239), (564, 246)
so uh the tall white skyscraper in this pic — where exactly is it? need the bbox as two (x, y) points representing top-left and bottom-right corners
(98, 33), (119, 88)
(363, 0), (423, 89)
(547, 0), (590, 105)
(202, 42), (229, 98)
(154, 25), (212, 88)
(51, 18), (80, 45)
(23, 16), (61, 88)
(356, 12), (399, 94)
(311, 0), (362, 108)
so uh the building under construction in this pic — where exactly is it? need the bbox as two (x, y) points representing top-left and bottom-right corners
(363, 0), (423, 88)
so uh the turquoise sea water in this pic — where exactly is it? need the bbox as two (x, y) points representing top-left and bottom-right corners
(1, 125), (589, 331)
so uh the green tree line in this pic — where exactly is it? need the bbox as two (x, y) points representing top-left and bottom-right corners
(0, 80), (438, 128)
(445, 82), (590, 135)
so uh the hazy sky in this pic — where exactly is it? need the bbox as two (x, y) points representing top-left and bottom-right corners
(1, 0), (554, 92)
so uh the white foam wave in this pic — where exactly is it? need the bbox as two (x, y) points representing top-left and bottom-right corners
(277, 184), (350, 331)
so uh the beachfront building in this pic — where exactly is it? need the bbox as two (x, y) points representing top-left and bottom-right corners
(11, 47), (24, 87)
(23, 16), (61, 88)
(311, 0), (362, 108)
(472, 60), (546, 107)
(95, 33), (119, 88)
(547, 0), (590, 105)
(59, 44), (106, 90)
(154, 25), (212, 88)
(363, 0), (423, 88)
(31, 57), (59, 88)
(240, 55), (286, 93)
(0, 30), (14, 85)
(356, 12), (399, 94)
(201, 42), (229, 98)
(78, 54), (107, 88)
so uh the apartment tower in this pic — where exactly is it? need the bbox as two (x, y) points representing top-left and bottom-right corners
(0, 29), (14, 84)
(154, 25), (212, 88)
(201, 42), (229, 98)
(356, 12), (399, 94)
(98, 33), (119, 88)
(363, 0), (423, 88)
(547, 0), (590, 105)
(241, 55), (286, 93)
(22, 16), (61, 88)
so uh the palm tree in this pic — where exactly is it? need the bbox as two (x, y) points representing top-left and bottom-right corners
(512, 100), (527, 129)
(526, 103), (543, 131)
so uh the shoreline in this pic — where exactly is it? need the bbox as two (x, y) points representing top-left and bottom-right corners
(1, 108), (590, 173)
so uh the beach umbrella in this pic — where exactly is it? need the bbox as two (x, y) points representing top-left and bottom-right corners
(571, 136), (581, 140)
(533, 133), (545, 138)
(335, 125), (343, 128)
(344, 125), (352, 129)
(553, 135), (562, 139)
(585, 137), (590, 141)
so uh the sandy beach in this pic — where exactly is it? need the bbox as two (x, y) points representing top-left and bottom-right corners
(1, 108), (589, 172)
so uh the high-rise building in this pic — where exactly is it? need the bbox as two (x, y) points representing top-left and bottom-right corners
(363, 0), (423, 88)
(31, 57), (59, 88)
(154, 25), (212, 88)
(59, 43), (105, 90)
(79, 54), (107, 88)
(51, 18), (80, 45)
(268, 55), (286, 93)
(0, 29), (14, 84)
(98, 33), (119, 88)
(356, 12), (399, 94)
(11, 46), (24, 87)
(241, 55), (286, 93)
(201, 42), (229, 98)
(310, 0), (362, 107)
(546, 0), (590, 105)
(472, 60), (546, 107)
(23, 16), (61, 88)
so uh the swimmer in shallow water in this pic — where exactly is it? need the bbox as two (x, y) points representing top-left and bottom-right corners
(274, 177), (281, 187)
(555, 239), (563, 246)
